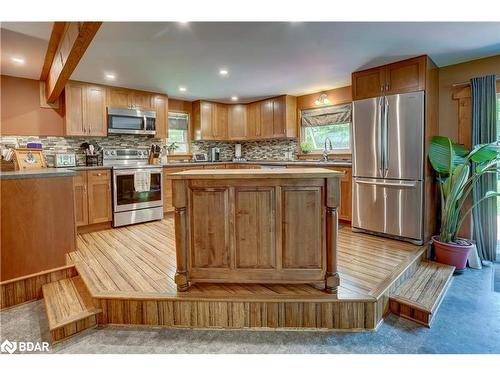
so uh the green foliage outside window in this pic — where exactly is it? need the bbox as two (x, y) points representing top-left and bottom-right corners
(302, 123), (351, 151)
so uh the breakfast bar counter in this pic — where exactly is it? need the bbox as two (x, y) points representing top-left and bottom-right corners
(170, 168), (343, 293)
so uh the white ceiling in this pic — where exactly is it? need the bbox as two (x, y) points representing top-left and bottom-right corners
(2, 22), (500, 102)
(0, 22), (52, 79)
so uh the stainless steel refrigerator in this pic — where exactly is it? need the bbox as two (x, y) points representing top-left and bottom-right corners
(352, 91), (425, 245)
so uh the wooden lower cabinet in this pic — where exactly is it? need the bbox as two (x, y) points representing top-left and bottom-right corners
(287, 165), (352, 222)
(73, 172), (89, 226)
(73, 169), (112, 227)
(335, 167), (352, 222)
(171, 170), (341, 292)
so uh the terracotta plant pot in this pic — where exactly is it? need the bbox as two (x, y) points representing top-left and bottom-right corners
(432, 235), (474, 271)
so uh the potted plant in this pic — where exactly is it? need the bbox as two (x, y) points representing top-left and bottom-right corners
(428, 136), (499, 271)
(300, 141), (314, 154)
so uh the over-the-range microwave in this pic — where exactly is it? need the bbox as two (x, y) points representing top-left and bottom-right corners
(107, 107), (156, 136)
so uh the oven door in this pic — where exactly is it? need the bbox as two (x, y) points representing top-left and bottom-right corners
(113, 168), (163, 212)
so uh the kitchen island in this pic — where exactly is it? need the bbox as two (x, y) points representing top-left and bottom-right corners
(170, 168), (342, 293)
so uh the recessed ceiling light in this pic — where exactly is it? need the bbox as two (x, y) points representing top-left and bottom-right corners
(231, 96), (238, 102)
(178, 21), (189, 24)
(11, 57), (25, 64)
(219, 69), (229, 76)
(179, 86), (187, 92)
(105, 73), (116, 80)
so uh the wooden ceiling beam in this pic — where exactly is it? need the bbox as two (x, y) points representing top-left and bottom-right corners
(39, 22), (67, 81)
(44, 22), (102, 103)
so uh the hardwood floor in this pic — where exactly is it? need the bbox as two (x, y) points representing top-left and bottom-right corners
(69, 217), (423, 301)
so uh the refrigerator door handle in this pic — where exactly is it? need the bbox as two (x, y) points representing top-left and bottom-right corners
(355, 179), (417, 189)
(378, 97), (384, 177)
(383, 97), (389, 176)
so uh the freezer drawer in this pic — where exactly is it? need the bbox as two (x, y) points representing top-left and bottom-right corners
(352, 178), (423, 241)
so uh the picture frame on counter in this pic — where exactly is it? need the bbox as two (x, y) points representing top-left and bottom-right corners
(13, 148), (47, 170)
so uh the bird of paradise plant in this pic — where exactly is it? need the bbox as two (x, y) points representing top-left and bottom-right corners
(428, 136), (500, 244)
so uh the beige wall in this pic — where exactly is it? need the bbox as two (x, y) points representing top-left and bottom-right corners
(438, 54), (500, 141)
(1, 75), (65, 136)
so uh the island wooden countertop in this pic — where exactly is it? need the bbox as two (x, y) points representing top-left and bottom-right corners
(170, 167), (344, 180)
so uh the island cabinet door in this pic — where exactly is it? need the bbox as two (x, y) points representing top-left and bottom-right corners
(281, 187), (323, 270)
(189, 187), (230, 269)
(234, 187), (276, 269)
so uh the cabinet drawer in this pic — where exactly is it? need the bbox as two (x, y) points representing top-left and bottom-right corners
(87, 169), (111, 181)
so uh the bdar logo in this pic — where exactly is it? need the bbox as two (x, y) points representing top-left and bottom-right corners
(1, 339), (17, 354)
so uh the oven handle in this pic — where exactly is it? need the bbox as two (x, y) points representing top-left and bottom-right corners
(113, 168), (163, 176)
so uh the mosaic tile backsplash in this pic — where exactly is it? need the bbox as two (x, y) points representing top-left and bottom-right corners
(0, 135), (298, 165)
(192, 139), (298, 161)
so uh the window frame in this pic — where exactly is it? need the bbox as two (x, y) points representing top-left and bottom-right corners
(167, 111), (191, 155)
(299, 106), (353, 155)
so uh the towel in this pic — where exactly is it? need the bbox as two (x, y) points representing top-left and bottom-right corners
(134, 171), (151, 192)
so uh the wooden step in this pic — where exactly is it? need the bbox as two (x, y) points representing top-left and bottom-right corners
(42, 276), (101, 343)
(389, 261), (455, 327)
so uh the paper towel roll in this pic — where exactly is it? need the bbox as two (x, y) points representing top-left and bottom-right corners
(235, 144), (242, 158)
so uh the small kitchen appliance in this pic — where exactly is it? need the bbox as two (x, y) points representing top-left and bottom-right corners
(107, 107), (156, 136)
(54, 153), (76, 168)
(210, 147), (221, 162)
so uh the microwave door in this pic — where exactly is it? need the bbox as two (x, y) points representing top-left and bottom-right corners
(108, 114), (145, 134)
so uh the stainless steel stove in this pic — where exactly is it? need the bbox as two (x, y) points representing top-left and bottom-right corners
(103, 148), (163, 227)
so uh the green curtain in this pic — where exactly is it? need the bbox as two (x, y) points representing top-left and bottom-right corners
(471, 75), (498, 261)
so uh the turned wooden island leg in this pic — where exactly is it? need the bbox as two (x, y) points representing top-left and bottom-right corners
(173, 180), (189, 292)
(325, 177), (341, 294)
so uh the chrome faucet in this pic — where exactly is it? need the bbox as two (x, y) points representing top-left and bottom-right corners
(323, 137), (333, 161)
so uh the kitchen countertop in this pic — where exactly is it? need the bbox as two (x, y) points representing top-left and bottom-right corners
(35, 160), (352, 172)
(0, 168), (77, 180)
(170, 167), (343, 180)
(70, 166), (112, 171)
(162, 160), (352, 167)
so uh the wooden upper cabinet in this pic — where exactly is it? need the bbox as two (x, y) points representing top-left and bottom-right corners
(385, 56), (426, 95)
(193, 101), (228, 140)
(259, 96), (296, 138)
(352, 68), (385, 101)
(153, 95), (168, 139)
(198, 101), (215, 140)
(107, 87), (130, 108)
(213, 103), (228, 139)
(228, 104), (247, 140)
(87, 169), (112, 224)
(107, 87), (153, 110)
(260, 99), (274, 138)
(352, 55), (427, 100)
(64, 82), (86, 136)
(272, 96), (286, 137)
(193, 96), (296, 141)
(65, 81), (106, 136)
(85, 85), (107, 136)
(130, 91), (153, 109)
(247, 102), (261, 139)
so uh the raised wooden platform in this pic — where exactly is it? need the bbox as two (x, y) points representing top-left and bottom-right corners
(389, 261), (455, 327)
(42, 276), (101, 343)
(58, 218), (427, 331)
